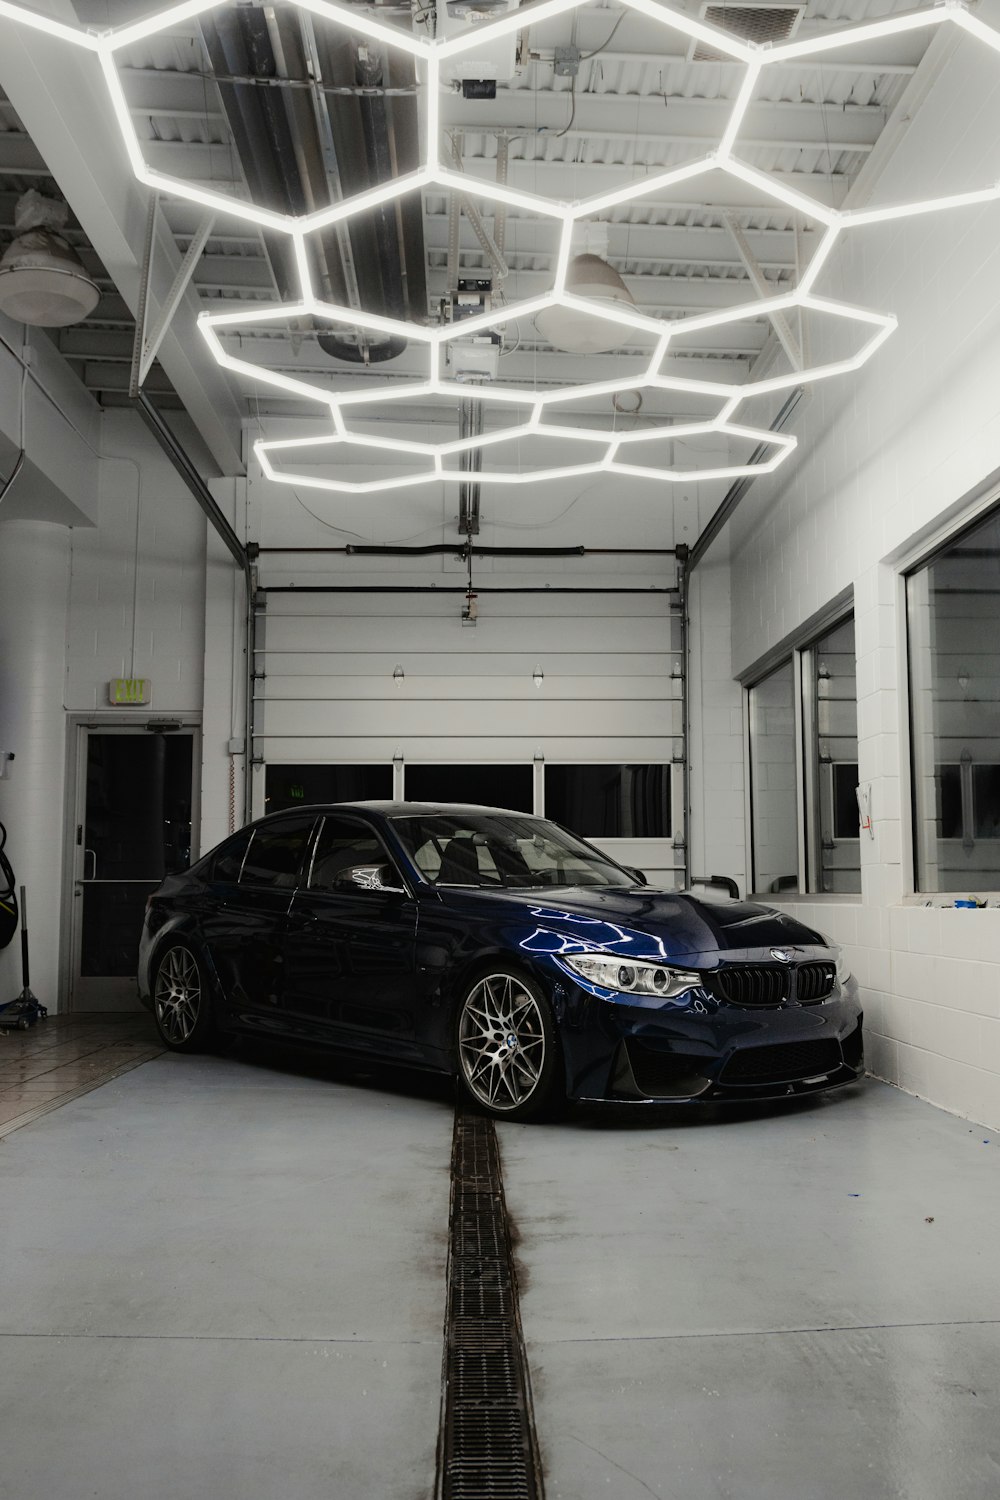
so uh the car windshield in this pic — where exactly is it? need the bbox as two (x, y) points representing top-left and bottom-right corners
(391, 812), (635, 890)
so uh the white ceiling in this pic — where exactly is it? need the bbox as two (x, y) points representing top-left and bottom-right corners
(0, 0), (947, 504)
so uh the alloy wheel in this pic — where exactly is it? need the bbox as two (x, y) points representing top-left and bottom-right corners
(458, 974), (546, 1112)
(154, 946), (201, 1045)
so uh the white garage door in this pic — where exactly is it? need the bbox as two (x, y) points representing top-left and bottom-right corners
(252, 589), (684, 883)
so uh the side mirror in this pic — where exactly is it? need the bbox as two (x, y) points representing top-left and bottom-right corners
(345, 864), (407, 895)
(627, 867), (648, 886)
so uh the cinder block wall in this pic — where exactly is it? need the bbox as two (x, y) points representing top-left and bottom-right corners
(692, 26), (1000, 1129)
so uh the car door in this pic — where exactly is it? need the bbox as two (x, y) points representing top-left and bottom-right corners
(199, 813), (317, 1032)
(282, 813), (422, 1059)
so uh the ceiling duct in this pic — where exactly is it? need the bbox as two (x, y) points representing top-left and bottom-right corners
(690, 2), (804, 61)
(0, 191), (100, 328)
(198, 8), (426, 365)
(317, 41), (412, 363)
(535, 254), (636, 354)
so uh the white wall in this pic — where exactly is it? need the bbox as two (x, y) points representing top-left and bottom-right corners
(65, 410), (207, 716)
(0, 313), (99, 527)
(692, 26), (1000, 1129)
(0, 408), (211, 1011)
(0, 521), (71, 1008)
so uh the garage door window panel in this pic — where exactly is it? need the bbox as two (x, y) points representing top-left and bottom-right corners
(545, 765), (671, 839)
(264, 764), (393, 815)
(404, 764), (533, 813)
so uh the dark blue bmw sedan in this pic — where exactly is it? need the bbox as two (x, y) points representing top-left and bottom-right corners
(138, 802), (864, 1120)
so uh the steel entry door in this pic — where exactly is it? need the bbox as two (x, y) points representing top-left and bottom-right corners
(71, 727), (195, 1011)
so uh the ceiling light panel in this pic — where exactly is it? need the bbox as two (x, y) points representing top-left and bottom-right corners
(2, 0), (1000, 496)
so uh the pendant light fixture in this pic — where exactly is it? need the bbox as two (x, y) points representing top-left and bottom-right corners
(0, 191), (100, 328)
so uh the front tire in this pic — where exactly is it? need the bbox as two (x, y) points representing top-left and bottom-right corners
(455, 969), (562, 1122)
(152, 943), (215, 1052)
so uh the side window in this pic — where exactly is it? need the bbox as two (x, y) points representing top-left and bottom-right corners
(309, 817), (405, 894)
(212, 827), (252, 883)
(240, 819), (314, 890)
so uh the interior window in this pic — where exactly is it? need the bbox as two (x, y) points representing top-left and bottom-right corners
(749, 660), (799, 895)
(831, 762), (860, 840)
(907, 505), (1000, 889)
(240, 819), (314, 889)
(935, 765), (962, 839)
(309, 816), (404, 893)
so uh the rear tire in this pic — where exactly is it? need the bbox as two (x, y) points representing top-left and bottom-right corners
(455, 968), (563, 1123)
(152, 943), (215, 1053)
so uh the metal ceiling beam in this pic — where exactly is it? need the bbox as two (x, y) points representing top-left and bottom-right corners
(446, 160), (849, 209)
(424, 268), (778, 312)
(127, 135), (853, 207)
(422, 213), (803, 260)
(522, 48), (919, 76)
(0, 132), (50, 175)
(443, 96), (882, 153)
(722, 211), (801, 370)
(0, 12), (244, 475)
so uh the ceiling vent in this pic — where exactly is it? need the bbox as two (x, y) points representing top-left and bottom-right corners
(0, 190), (100, 328)
(690, 2), (805, 62)
(535, 254), (636, 355)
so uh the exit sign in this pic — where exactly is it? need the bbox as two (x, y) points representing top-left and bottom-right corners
(109, 678), (151, 705)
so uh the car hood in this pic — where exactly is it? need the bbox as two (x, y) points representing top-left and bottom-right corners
(435, 886), (829, 962)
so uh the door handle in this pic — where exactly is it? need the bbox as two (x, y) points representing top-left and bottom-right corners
(84, 848), (97, 881)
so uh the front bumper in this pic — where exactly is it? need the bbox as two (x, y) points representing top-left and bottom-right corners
(552, 973), (864, 1104)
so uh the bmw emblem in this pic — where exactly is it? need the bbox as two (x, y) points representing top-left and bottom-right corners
(770, 948), (792, 962)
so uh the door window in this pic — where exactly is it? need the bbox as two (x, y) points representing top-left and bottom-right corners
(211, 827), (252, 883)
(240, 819), (315, 889)
(309, 817), (405, 893)
(78, 730), (194, 983)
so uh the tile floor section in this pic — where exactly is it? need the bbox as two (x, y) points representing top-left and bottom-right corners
(1, 1023), (999, 1499)
(0, 1012), (165, 1136)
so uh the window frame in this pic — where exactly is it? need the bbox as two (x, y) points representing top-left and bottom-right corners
(904, 493), (1000, 893)
(238, 814), (320, 891)
(304, 812), (413, 899)
(745, 606), (859, 899)
(541, 762), (674, 841)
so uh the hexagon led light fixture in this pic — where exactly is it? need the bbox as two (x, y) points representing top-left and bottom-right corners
(4, 0), (1000, 495)
(253, 405), (796, 494)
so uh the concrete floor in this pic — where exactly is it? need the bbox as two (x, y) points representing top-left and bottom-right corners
(0, 1026), (453, 1500)
(1, 1024), (999, 1500)
(498, 1085), (1000, 1500)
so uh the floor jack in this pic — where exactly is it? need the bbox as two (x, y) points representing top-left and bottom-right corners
(0, 886), (47, 1031)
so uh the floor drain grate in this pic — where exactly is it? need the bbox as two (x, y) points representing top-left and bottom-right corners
(437, 1110), (544, 1500)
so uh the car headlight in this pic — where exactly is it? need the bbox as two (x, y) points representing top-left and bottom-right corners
(819, 931), (852, 986)
(564, 953), (702, 998)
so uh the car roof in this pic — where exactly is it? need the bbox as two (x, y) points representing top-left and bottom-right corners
(260, 801), (537, 821)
